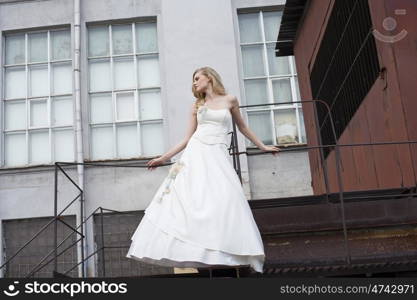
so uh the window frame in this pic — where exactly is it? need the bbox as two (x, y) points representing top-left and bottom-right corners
(1, 27), (75, 168)
(237, 8), (306, 147)
(86, 20), (164, 161)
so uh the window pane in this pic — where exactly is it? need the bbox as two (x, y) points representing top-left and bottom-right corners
(116, 92), (135, 121)
(29, 64), (49, 97)
(136, 22), (157, 53)
(52, 96), (73, 126)
(91, 126), (114, 159)
(5, 101), (26, 130)
(139, 90), (162, 120)
(241, 45), (265, 77)
(272, 78), (292, 103)
(54, 129), (74, 162)
(51, 30), (71, 60)
(138, 56), (160, 88)
(5, 67), (26, 99)
(30, 100), (48, 127)
(30, 130), (50, 164)
(141, 123), (163, 156)
(117, 124), (138, 158)
(112, 24), (133, 55)
(52, 63), (72, 95)
(90, 93), (113, 123)
(5, 34), (25, 65)
(238, 13), (262, 43)
(263, 11), (282, 42)
(28, 32), (47, 62)
(5, 133), (27, 166)
(295, 76), (301, 101)
(114, 57), (135, 90)
(244, 79), (268, 106)
(299, 109), (307, 143)
(88, 26), (109, 57)
(247, 111), (272, 145)
(267, 44), (290, 75)
(89, 59), (111, 92)
(274, 109), (298, 144)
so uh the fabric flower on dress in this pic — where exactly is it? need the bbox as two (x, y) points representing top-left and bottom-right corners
(156, 160), (185, 202)
(197, 105), (208, 117)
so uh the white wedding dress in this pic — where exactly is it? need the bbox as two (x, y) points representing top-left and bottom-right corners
(126, 104), (265, 273)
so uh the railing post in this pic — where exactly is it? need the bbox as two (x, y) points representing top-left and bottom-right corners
(54, 163), (58, 275)
(100, 207), (106, 277)
(325, 107), (351, 265)
(232, 120), (242, 183)
(80, 191), (85, 278)
(313, 101), (330, 201)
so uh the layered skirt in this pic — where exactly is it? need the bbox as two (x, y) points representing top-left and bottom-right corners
(126, 135), (265, 273)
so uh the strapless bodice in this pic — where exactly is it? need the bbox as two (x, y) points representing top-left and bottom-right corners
(191, 105), (232, 146)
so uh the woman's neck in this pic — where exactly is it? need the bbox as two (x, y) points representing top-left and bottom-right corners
(204, 88), (220, 103)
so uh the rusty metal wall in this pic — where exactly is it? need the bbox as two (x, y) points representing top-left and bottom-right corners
(294, 0), (417, 194)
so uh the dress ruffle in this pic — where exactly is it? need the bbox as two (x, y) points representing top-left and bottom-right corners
(126, 215), (264, 273)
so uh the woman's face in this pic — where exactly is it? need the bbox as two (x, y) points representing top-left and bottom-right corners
(193, 72), (210, 93)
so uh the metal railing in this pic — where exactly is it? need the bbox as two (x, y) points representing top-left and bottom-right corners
(1, 100), (416, 277)
(0, 161), (173, 278)
(229, 100), (417, 265)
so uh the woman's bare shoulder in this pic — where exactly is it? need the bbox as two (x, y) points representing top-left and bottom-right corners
(224, 94), (239, 108)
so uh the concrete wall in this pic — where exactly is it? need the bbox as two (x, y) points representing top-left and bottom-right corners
(0, 0), (312, 277)
(248, 150), (312, 199)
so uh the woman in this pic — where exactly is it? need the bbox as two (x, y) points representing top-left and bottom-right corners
(126, 67), (280, 274)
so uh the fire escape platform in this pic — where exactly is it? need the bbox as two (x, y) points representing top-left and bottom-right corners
(248, 187), (417, 276)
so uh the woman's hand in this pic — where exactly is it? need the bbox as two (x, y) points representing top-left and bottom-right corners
(147, 156), (168, 170)
(260, 145), (281, 156)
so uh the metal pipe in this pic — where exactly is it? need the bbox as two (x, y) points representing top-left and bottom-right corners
(73, 0), (88, 277)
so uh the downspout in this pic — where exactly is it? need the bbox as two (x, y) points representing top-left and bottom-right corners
(73, 0), (87, 277)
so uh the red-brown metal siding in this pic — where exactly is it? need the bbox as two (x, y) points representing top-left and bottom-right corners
(294, 0), (417, 194)
(293, 0), (334, 195)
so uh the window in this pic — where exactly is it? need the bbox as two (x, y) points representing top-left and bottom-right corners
(87, 22), (163, 160)
(310, 0), (379, 158)
(238, 10), (306, 146)
(2, 29), (74, 167)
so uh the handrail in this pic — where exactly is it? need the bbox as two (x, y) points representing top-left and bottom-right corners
(231, 100), (417, 265)
(2, 98), (416, 277)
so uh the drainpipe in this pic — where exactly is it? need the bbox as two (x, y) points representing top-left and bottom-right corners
(74, 0), (89, 277)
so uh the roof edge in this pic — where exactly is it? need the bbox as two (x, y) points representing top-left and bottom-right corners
(275, 0), (310, 57)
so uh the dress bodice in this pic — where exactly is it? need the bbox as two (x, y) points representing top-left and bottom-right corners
(191, 105), (232, 146)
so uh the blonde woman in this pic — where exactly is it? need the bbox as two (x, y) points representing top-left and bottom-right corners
(126, 67), (280, 275)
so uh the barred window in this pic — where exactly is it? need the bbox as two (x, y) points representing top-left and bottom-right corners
(238, 9), (306, 146)
(87, 22), (164, 160)
(310, 0), (380, 158)
(2, 29), (74, 167)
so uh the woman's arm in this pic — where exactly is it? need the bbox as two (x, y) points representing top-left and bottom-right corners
(147, 103), (198, 169)
(229, 96), (280, 154)
(160, 103), (198, 160)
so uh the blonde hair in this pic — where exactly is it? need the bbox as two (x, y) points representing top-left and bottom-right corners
(192, 67), (226, 109)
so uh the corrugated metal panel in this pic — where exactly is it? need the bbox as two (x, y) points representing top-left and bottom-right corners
(275, 0), (309, 56)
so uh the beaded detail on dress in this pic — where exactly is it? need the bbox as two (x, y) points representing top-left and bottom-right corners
(156, 160), (185, 202)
